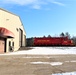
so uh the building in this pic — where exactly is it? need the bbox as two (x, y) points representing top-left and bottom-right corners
(0, 8), (26, 53)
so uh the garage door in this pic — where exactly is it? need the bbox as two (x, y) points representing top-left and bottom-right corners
(0, 38), (5, 53)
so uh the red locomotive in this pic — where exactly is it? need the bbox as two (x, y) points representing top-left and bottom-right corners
(34, 37), (74, 46)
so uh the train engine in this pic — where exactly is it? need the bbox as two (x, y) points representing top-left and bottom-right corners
(34, 37), (74, 46)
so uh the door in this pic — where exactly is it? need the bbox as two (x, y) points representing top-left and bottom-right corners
(19, 29), (23, 47)
(24, 35), (26, 46)
(0, 38), (5, 53)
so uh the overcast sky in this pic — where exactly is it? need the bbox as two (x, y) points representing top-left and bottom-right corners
(0, 0), (76, 38)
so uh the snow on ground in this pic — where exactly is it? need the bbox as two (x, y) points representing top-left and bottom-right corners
(65, 60), (76, 63)
(1, 47), (76, 55)
(30, 62), (50, 65)
(50, 62), (63, 66)
(30, 61), (63, 66)
(52, 71), (76, 75)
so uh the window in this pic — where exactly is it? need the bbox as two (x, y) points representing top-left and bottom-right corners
(12, 42), (14, 46)
(9, 41), (11, 46)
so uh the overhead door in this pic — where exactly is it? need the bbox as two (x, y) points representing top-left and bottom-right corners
(19, 29), (23, 47)
(0, 38), (5, 53)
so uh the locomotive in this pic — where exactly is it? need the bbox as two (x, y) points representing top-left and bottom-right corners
(26, 37), (74, 46)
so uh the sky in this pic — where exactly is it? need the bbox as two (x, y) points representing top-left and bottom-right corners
(0, 0), (76, 38)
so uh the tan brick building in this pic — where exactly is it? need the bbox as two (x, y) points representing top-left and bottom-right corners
(0, 8), (26, 53)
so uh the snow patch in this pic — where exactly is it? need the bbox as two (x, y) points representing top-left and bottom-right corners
(30, 62), (49, 64)
(30, 61), (63, 66)
(65, 61), (70, 62)
(1, 47), (76, 55)
(22, 56), (50, 58)
(50, 62), (63, 66)
(70, 61), (76, 62)
(65, 60), (76, 63)
(52, 71), (76, 75)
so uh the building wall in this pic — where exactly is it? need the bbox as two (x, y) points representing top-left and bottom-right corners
(0, 8), (26, 52)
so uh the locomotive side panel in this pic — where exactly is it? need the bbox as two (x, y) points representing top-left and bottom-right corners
(34, 37), (74, 46)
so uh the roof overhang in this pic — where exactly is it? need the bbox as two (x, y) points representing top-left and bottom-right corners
(0, 27), (15, 38)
